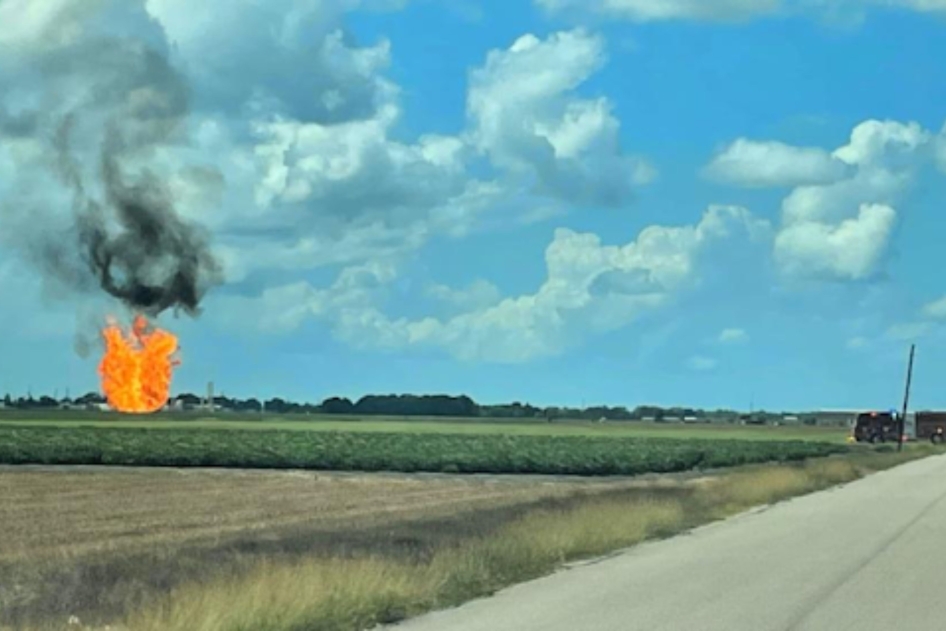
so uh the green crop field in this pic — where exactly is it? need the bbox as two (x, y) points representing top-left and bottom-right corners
(0, 410), (850, 442)
(0, 424), (850, 475)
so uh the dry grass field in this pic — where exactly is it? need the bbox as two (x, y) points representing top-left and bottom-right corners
(0, 466), (680, 627)
(1, 446), (932, 631)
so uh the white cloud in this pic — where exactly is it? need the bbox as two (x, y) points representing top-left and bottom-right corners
(686, 355), (717, 370)
(831, 119), (931, 167)
(718, 327), (748, 343)
(426, 279), (502, 312)
(922, 296), (946, 320)
(249, 105), (483, 234)
(212, 259), (398, 335)
(0, 0), (111, 49)
(774, 203), (896, 281)
(145, 0), (402, 123)
(213, 27), (660, 282)
(779, 167), (912, 226)
(3, 0), (690, 372)
(751, 119), (936, 282)
(703, 139), (851, 188)
(466, 30), (656, 208)
(166, 24), (657, 283)
(218, 205), (769, 362)
(2, 2), (666, 324)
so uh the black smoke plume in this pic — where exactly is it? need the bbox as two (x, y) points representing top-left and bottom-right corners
(55, 114), (222, 318)
(1, 8), (223, 319)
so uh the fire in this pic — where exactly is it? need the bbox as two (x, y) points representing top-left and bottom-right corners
(98, 315), (180, 414)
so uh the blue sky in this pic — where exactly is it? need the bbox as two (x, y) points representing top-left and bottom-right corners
(2, 0), (946, 411)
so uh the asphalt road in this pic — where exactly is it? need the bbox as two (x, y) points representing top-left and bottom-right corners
(384, 453), (946, 631)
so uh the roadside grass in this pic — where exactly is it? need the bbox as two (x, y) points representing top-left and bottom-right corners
(114, 500), (685, 631)
(11, 445), (935, 631)
(697, 446), (929, 519)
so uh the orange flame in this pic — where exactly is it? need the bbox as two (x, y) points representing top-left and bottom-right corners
(98, 315), (180, 414)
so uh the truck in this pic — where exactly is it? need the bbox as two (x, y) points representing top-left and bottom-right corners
(851, 410), (902, 443)
(851, 410), (946, 444)
(913, 411), (946, 444)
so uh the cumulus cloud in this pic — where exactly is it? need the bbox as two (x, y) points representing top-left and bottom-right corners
(208, 26), (658, 283)
(212, 259), (398, 335)
(718, 327), (748, 343)
(2, 1), (661, 320)
(426, 279), (502, 312)
(172, 24), (656, 283)
(249, 105), (485, 237)
(774, 203), (897, 281)
(466, 30), (656, 208)
(703, 139), (851, 188)
(719, 119), (938, 282)
(145, 0), (402, 123)
(216, 205), (770, 362)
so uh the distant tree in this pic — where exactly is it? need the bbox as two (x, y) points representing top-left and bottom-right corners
(320, 396), (355, 414)
(242, 398), (263, 412)
(264, 398), (291, 414)
(349, 394), (479, 417)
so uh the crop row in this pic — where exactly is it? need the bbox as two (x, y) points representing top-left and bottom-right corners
(0, 425), (850, 475)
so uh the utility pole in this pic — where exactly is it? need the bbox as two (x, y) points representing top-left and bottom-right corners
(899, 344), (916, 453)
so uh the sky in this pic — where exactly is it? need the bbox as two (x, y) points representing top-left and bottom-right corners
(1, 0), (946, 411)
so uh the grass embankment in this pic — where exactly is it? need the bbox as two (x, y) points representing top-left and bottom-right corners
(0, 425), (847, 475)
(11, 446), (934, 631)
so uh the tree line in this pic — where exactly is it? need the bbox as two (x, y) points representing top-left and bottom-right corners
(1, 391), (752, 421)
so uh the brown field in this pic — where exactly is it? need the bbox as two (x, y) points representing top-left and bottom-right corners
(0, 466), (692, 627)
(3, 448), (932, 631)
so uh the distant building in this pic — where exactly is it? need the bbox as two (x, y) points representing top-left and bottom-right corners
(813, 409), (860, 427)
